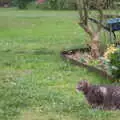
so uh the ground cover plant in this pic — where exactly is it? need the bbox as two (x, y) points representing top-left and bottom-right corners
(0, 8), (120, 120)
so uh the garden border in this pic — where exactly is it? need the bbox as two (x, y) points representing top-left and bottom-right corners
(60, 48), (114, 81)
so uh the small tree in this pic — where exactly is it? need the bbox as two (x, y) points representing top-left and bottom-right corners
(76, 0), (105, 59)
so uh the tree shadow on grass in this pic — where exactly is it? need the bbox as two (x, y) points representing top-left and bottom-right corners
(1, 48), (55, 55)
(32, 48), (55, 55)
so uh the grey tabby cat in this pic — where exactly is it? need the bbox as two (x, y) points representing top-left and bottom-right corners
(76, 80), (120, 110)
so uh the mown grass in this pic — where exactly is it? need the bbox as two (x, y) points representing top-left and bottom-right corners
(0, 8), (120, 120)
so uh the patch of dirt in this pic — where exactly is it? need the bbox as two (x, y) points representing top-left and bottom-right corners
(65, 51), (92, 64)
(62, 49), (113, 80)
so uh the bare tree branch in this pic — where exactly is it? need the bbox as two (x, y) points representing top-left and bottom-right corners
(76, 0), (83, 22)
(83, 0), (88, 25)
(78, 23), (93, 37)
(77, 0), (93, 36)
(76, 0), (106, 58)
(96, 8), (104, 33)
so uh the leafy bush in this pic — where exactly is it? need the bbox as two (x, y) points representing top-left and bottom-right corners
(26, 1), (49, 9)
(12, 0), (34, 9)
(26, 0), (77, 10)
(48, 0), (58, 10)
(44, 0), (67, 10)
(26, 0), (59, 10)
(109, 48), (120, 79)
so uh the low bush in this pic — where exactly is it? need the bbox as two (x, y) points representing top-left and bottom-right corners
(27, 0), (77, 10)
(12, 0), (34, 9)
(109, 48), (120, 79)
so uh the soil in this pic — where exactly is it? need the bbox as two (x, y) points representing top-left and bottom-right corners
(65, 51), (92, 63)
(61, 48), (114, 80)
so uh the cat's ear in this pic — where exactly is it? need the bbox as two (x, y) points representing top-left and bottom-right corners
(85, 80), (90, 88)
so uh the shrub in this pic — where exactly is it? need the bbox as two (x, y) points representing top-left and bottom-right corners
(109, 48), (120, 79)
(48, 0), (58, 10)
(27, 0), (77, 10)
(12, 0), (34, 9)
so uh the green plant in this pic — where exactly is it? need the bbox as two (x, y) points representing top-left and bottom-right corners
(47, 0), (66, 10)
(109, 48), (120, 79)
(47, 0), (58, 9)
(12, 0), (34, 9)
(89, 59), (100, 66)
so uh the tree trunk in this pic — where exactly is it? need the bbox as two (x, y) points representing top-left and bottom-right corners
(90, 33), (100, 59)
(79, 23), (100, 59)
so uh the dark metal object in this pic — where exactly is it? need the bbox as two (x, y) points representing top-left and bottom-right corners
(107, 18), (120, 31)
(88, 17), (120, 43)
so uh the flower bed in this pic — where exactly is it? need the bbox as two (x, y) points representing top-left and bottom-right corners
(61, 45), (120, 82)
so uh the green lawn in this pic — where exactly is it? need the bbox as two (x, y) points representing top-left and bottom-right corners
(0, 8), (120, 120)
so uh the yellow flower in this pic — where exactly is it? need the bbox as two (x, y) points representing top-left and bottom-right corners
(104, 44), (118, 60)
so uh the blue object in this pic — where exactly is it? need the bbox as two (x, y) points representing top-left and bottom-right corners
(88, 17), (120, 43)
(106, 18), (120, 31)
